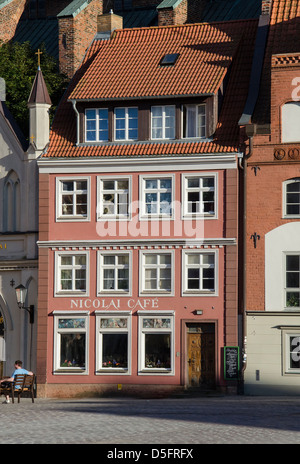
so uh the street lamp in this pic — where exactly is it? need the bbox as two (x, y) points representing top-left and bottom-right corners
(15, 284), (34, 324)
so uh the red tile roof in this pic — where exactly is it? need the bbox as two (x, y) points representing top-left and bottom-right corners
(42, 19), (258, 158)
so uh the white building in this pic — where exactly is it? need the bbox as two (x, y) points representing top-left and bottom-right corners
(0, 69), (51, 377)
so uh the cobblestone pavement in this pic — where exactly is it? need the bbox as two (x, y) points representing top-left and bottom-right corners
(1, 395), (300, 445)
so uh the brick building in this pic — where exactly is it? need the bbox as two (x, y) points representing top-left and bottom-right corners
(240, 0), (300, 394)
(35, 12), (258, 398)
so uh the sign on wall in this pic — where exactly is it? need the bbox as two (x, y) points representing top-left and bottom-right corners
(224, 346), (239, 380)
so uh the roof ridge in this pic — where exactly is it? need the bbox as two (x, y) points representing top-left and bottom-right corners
(111, 16), (259, 35)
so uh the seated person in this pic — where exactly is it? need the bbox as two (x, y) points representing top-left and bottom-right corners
(0, 360), (33, 404)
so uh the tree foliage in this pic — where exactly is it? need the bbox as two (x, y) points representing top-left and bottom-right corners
(0, 41), (68, 137)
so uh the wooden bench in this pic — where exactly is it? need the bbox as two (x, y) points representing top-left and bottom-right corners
(0, 374), (35, 403)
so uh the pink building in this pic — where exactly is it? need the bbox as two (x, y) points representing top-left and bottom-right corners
(36, 13), (258, 397)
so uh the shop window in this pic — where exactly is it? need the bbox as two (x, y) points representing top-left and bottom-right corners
(97, 251), (132, 295)
(182, 173), (217, 218)
(182, 104), (206, 139)
(56, 177), (90, 221)
(282, 102), (300, 143)
(97, 176), (130, 219)
(151, 105), (175, 140)
(285, 254), (300, 308)
(53, 313), (88, 373)
(95, 312), (131, 374)
(283, 179), (300, 217)
(138, 312), (174, 374)
(140, 175), (174, 218)
(55, 252), (89, 296)
(140, 251), (174, 296)
(182, 250), (217, 295)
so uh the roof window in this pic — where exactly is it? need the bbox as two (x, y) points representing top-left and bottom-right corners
(160, 53), (179, 66)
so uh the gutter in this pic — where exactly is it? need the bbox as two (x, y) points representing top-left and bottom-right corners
(238, 12), (270, 384)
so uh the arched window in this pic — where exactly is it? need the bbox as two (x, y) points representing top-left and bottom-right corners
(282, 102), (300, 143)
(3, 171), (20, 232)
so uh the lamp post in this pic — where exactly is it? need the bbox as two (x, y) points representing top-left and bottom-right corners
(15, 284), (34, 324)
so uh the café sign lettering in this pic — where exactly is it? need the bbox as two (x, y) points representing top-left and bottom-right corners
(71, 298), (159, 311)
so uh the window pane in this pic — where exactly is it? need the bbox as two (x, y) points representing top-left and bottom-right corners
(145, 334), (171, 368)
(62, 181), (74, 191)
(102, 334), (128, 368)
(103, 255), (115, 265)
(60, 333), (85, 368)
(58, 318), (85, 329)
(100, 318), (127, 328)
(286, 292), (300, 307)
(287, 182), (300, 192)
(287, 256), (299, 271)
(61, 256), (72, 266)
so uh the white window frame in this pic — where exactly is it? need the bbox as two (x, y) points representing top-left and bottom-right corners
(97, 176), (131, 220)
(282, 102), (300, 143)
(282, 329), (300, 374)
(97, 250), (132, 296)
(114, 107), (138, 141)
(283, 179), (300, 218)
(53, 311), (89, 374)
(85, 108), (109, 142)
(95, 311), (131, 375)
(55, 251), (89, 297)
(151, 105), (176, 140)
(182, 103), (206, 139)
(182, 173), (217, 219)
(139, 174), (175, 220)
(139, 249), (174, 296)
(285, 253), (300, 309)
(56, 177), (90, 222)
(138, 311), (175, 375)
(182, 249), (218, 296)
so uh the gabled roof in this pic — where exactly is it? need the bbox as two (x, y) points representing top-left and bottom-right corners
(70, 21), (252, 101)
(42, 18), (258, 159)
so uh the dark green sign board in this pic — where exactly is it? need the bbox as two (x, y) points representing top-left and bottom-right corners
(224, 346), (240, 380)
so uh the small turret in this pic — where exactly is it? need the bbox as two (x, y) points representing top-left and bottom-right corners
(27, 54), (52, 152)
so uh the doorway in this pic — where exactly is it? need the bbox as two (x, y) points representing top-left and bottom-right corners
(186, 323), (215, 389)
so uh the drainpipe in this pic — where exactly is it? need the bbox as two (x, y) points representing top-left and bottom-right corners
(241, 131), (254, 377)
(71, 99), (80, 146)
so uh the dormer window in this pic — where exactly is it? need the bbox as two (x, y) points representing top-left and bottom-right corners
(115, 107), (138, 141)
(85, 109), (109, 142)
(151, 105), (175, 140)
(182, 104), (206, 139)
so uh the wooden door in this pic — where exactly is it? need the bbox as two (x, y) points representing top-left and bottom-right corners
(187, 324), (215, 388)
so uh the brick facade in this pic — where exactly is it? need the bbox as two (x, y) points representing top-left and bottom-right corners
(0, 0), (27, 42)
(158, 0), (187, 26)
(58, 0), (103, 79)
(245, 57), (300, 311)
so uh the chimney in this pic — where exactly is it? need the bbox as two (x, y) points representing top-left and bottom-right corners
(97, 10), (123, 37)
(261, 0), (272, 15)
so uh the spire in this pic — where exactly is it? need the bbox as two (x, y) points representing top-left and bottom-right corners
(27, 57), (52, 153)
(28, 68), (52, 106)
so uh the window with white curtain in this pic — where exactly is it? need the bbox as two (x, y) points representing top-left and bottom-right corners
(182, 104), (206, 138)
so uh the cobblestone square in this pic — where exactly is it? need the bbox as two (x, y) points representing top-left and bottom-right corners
(1, 395), (300, 445)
